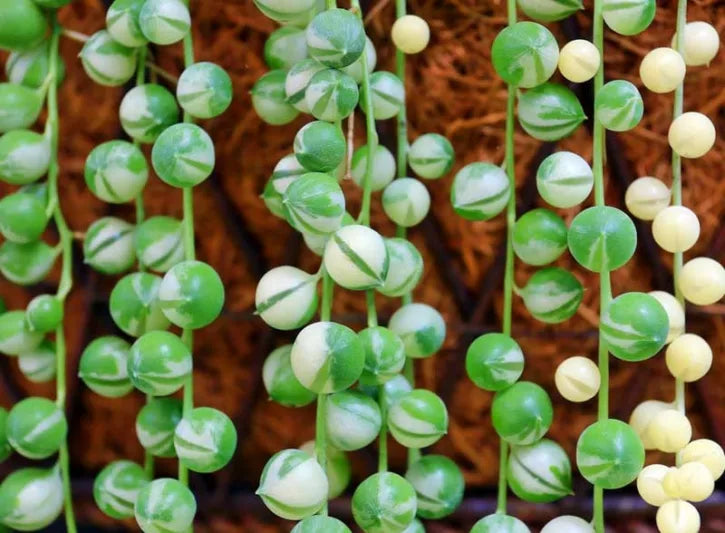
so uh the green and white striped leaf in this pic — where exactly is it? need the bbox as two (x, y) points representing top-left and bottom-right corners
(106, 0), (148, 47)
(595, 79), (643, 132)
(388, 303), (446, 358)
(293, 120), (346, 172)
(451, 162), (510, 221)
(79, 336), (134, 398)
(290, 321), (365, 394)
(350, 144), (396, 191)
(80, 30), (137, 87)
(177, 62), (233, 119)
(325, 390), (382, 451)
(517, 0), (583, 22)
(405, 455), (464, 519)
(263, 345), (317, 407)
(306, 8), (366, 69)
(254, 0), (318, 23)
(127, 331), (192, 396)
(492, 21), (559, 88)
(378, 238), (423, 298)
(263, 153), (308, 218)
(18, 339), (56, 383)
(518, 83), (586, 141)
(0, 191), (48, 243)
(341, 36), (377, 83)
(174, 407), (237, 473)
(382, 178), (430, 228)
(541, 516), (595, 533)
(491, 381), (553, 445)
(352, 472), (417, 533)
(508, 439), (573, 503)
(135, 216), (185, 273)
(0, 240), (58, 286)
(408, 133), (455, 180)
(602, 0), (656, 35)
(138, 0), (191, 45)
(0, 310), (44, 356)
(0, 83), (44, 133)
(157, 260), (225, 329)
(285, 59), (326, 114)
(265, 25), (309, 70)
(84, 140), (148, 203)
(6, 397), (67, 460)
(93, 460), (150, 520)
(0, 466), (63, 530)
(512, 208), (568, 266)
(0, 129), (50, 185)
(119, 84), (179, 144)
(536, 151), (593, 208)
(134, 478), (196, 533)
(360, 71), (405, 120)
(305, 69), (359, 122)
(358, 326), (406, 385)
(521, 267), (583, 324)
(6, 42), (66, 89)
(323, 225), (389, 290)
(151, 123), (215, 188)
(284, 172), (345, 235)
(465, 332), (525, 391)
(568, 206), (637, 273)
(600, 292), (668, 361)
(83, 217), (136, 275)
(136, 398), (182, 457)
(387, 389), (448, 449)
(255, 266), (319, 330)
(257, 449), (328, 520)
(109, 272), (170, 337)
(576, 418), (645, 489)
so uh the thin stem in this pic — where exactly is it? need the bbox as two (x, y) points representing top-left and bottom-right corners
(145, 62), (179, 84)
(316, 270), (334, 515)
(366, 291), (378, 327)
(47, 16), (77, 533)
(315, 393), (329, 515)
(325, 0), (336, 9)
(378, 386), (388, 472)
(496, 439), (509, 513)
(353, 0), (377, 227)
(495, 0), (517, 514)
(671, 0), (688, 465)
(592, 0), (608, 529)
(178, 26), (196, 492)
(61, 28), (89, 43)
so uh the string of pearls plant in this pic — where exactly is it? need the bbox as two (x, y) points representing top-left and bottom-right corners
(0, 1), (77, 531)
(12, 1), (235, 531)
(628, 7), (723, 533)
(252, 0), (462, 531)
(452, 2), (590, 531)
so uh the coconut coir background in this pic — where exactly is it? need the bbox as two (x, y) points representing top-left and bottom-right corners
(1, 0), (724, 531)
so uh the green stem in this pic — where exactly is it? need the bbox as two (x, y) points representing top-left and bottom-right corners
(178, 27), (196, 494)
(315, 392), (329, 515)
(316, 270), (334, 514)
(47, 16), (77, 533)
(378, 386), (388, 472)
(592, 0), (608, 529)
(671, 0), (688, 465)
(353, 0), (377, 227)
(496, 439), (509, 513)
(495, 0), (517, 513)
(366, 290), (378, 327)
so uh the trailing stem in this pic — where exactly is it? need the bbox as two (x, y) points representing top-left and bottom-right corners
(671, 0), (688, 464)
(592, 0), (609, 529)
(178, 27), (197, 489)
(496, 0), (517, 514)
(46, 15), (78, 533)
(316, 271), (335, 515)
